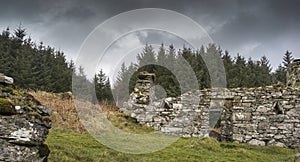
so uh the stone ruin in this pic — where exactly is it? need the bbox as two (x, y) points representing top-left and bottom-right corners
(220, 86), (300, 148)
(121, 60), (300, 148)
(121, 71), (214, 137)
(129, 71), (155, 105)
(0, 73), (51, 161)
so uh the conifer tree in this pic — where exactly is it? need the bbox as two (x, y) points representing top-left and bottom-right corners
(0, 26), (76, 92)
(283, 50), (294, 69)
(94, 69), (113, 103)
(273, 64), (286, 84)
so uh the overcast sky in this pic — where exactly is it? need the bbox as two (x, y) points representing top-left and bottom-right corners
(1, 0), (300, 77)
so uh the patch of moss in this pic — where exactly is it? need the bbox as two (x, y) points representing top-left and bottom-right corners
(27, 111), (50, 121)
(0, 98), (16, 115)
(1, 86), (14, 93)
(0, 92), (7, 98)
(38, 143), (50, 159)
(224, 99), (233, 109)
(12, 88), (24, 96)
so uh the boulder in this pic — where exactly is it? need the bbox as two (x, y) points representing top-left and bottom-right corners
(248, 139), (265, 146)
(0, 73), (13, 85)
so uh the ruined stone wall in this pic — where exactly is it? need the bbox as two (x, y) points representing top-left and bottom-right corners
(122, 61), (300, 148)
(220, 86), (300, 148)
(122, 89), (211, 137)
(0, 74), (51, 161)
(121, 72), (225, 137)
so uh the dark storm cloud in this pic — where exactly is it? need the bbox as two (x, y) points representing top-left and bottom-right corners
(0, 0), (299, 69)
(207, 0), (300, 67)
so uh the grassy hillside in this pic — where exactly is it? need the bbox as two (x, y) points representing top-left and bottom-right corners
(46, 127), (299, 162)
(30, 91), (300, 162)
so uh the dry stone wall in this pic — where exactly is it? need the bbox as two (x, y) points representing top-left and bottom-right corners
(121, 71), (224, 137)
(220, 86), (300, 148)
(122, 89), (211, 137)
(121, 65), (300, 148)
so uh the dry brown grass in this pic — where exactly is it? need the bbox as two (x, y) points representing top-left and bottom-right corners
(30, 91), (86, 132)
(29, 91), (120, 133)
(29, 90), (155, 136)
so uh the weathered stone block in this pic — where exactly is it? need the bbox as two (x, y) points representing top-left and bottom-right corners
(0, 73), (14, 85)
(248, 139), (265, 146)
(294, 128), (300, 138)
(256, 105), (271, 112)
(233, 112), (251, 121)
(274, 135), (285, 139)
(277, 123), (293, 130)
(0, 139), (49, 162)
(232, 134), (244, 142)
(258, 122), (269, 130)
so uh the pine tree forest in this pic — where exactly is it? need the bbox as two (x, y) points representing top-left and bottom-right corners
(0, 27), (294, 104)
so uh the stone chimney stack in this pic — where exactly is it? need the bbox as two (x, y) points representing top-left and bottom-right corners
(131, 71), (155, 104)
(120, 71), (156, 116)
(287, 59), (300, 88)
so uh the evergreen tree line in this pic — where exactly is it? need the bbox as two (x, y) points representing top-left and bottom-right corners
(0, 26), (294, 104)
(0, 26), (74, 92)
(0, 26), (113, 103)
(114, 44), (294, 103)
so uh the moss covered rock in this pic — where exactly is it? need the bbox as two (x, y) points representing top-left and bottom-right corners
(0, 98), (16, 115)
(0, 74), (51, 162)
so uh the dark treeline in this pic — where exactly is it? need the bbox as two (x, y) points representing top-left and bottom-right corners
(0, 26), (74, 92)
(113, 44), (294, 103)
(0, 26), (294, 105)
(0, 26), (112, 103)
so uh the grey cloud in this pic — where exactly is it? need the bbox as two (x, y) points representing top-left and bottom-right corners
(0, 0), (299, 70)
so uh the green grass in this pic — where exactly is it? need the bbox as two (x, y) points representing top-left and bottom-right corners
(46, 126), (299, 162)
(105, 111), (154, 134)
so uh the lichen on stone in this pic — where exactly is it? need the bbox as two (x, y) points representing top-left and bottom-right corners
(9, 127), (33, 142)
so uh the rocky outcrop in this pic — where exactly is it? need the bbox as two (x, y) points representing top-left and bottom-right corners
(0, 74), (51, 162)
